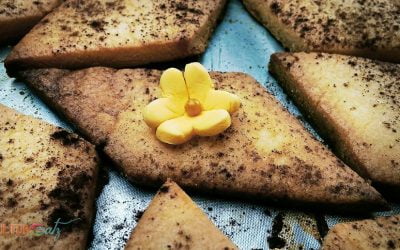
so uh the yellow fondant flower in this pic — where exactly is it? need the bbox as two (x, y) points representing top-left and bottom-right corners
(143, 63), (241, 145)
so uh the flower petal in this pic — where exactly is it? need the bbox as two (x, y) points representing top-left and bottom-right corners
(184, 62), (213, 103)
(160, 68), (188, 105)
(192, 110), (231, 136)
(143, 98), (182, 128)
(203, 90), (241, 113)
(156, 117), (194, 145)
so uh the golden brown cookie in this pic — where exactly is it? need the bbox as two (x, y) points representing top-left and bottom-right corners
(125, 180), (237, 250)
(269, 52), (400, 192)
(322, 215), (400, 250)
(0, 0), (63, 44)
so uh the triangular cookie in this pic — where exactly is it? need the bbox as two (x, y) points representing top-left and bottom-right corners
(243, 0), (400, 62)
(269, 52), (400, 192)
(0, 104), (99, 249)
(4, 0), (226, 72)
(125, 180), (237, 249)
(322, 215), (400, 250)
(0, 0), (63, 44)
(17, 67), (387, 212)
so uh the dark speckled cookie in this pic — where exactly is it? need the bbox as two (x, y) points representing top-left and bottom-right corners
(5, 0), (226, 72)
(0, 104), (99, 250)
(18, 67), (387, 212)
(243, 0), (400, 62)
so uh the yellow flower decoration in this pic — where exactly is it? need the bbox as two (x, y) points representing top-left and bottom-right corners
(143, 63), (241, 145)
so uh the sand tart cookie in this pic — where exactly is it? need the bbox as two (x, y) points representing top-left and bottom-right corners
(242, 0), (400, 62)
(269, 52), (400, 193)
(0, 104), (99, 250)
(322, 215), (400, 250)
(125, 180), (237, 249)
(0, 0), (63, 45)
(17, 66), (387, 212)
(4, 0), (226, 73)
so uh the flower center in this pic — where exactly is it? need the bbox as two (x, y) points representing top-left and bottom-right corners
(185, 99), (202, 117)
